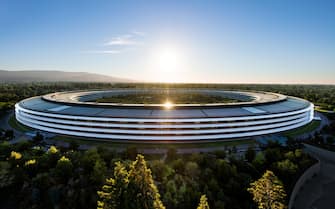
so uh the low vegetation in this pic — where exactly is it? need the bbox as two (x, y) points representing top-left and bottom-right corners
(95, 92), (241, 104)
(1, 83), (335, 111)
(0, 138), (314, 209)
(283, 120), (321, 138)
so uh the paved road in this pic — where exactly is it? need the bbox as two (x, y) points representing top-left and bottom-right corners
(0, 111), (13, 130)
(0, 110), (31, 143)
(293, 144), (335, 209)
(315, 111), (330, 131)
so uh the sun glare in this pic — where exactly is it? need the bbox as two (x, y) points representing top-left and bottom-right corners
(163, 101), (174, 109)
(156, 47), (181, 72)
(149, 44), (189, 83)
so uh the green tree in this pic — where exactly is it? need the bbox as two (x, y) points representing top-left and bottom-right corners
(97, 154), (165, 209)
(127, 154), (165, 209)
(185, 162), (200, 180)
(166, 147), (177, 162)
(91, 159), (107, 185)
(47, 145), (58, 154)
(245, 146), (256, 162)
(265, 148), (283, 163)
(276, 159), (298, 175)
(81, 148), (101, 173)
(197, 195), (210, 209)
(97, 162), (128, 209)
(69, 140), (80, 150)
(124, 146), (138, 160)
(55, 156), (73, 183)
(248, 170), (287, 209)
(286, 137), (300, 150)
(4, 130), (14, 140)
(33, 132), (43, 143)
(0, 161), (14, 188)
(252, 152), (265, 170)
(150, 160), (174, 182)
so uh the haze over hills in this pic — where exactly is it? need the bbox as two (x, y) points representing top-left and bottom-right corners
(0, 70), (133, 83)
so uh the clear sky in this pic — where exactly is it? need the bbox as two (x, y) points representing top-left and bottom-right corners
(0, 0), (334, 84)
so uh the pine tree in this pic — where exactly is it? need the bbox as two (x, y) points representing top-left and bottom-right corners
(97, 154), (165, 209)
(97, 162), (128, 209)
(197, 195), (210, 209)
(248, 170), (287, 209)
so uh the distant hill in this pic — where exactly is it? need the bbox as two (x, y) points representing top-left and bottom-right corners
(0, 70), (133, 83)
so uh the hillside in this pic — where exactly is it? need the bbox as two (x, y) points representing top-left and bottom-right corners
(0, 70), (132, 83)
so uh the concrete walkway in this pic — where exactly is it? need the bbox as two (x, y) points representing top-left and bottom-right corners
(293, 144), (335, 209)
(296, 111), (330, 140)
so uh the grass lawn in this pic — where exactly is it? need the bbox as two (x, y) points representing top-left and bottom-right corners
(315, 108), (335, 114)
(8, 115), (33, 132)
(51, 135), (256, 149)
(283, 120), (321, 138)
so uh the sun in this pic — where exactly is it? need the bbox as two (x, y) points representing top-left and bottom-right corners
(153, 45), (185, 82)
(148, 44), (189, 82)
(156, 47), (181, 72)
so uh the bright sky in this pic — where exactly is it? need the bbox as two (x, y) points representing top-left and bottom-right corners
(0, 0), (335, 84)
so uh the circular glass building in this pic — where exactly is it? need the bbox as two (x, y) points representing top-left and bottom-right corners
(15, 89), (314, 141)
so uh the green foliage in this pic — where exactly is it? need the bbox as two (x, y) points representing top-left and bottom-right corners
(33, 132), (44, 143)
(81, 148), (102, 172)
(95, 92), (241, 104)
(69, 140), (80, 150)
(184, 161), (200, 180)
(124, 146), (138, 160)
(265, 148), (283, 163)
(0, 141), (11, 159)
(150, 160), (174, 182)
(91, 160), (107, 185)
(55, 156), (73, 182)
(166, 147), (177, 162)
(248, 170), (287, 209)
(197, 195), (210, 209)
(0, 129), (316, 209)
(25, 159), (37, 166)
(10, 151), (22, 160)
(97, 162), (128, 209)
(4, 129), (14, 140)
(48, 145), (58, 154)
(275, 159), (298, 175)
(97, 154), (165, 209)
(1, 83), (335, 112)
(0, 82), (332, 209)
(252, 152), (266, 170)
(0, 161), (14, 188)
(245, 146), (256, 162)
(128, 154), (165, 209)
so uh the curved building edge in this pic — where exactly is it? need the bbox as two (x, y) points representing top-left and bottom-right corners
(15, 101), (314, 141)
